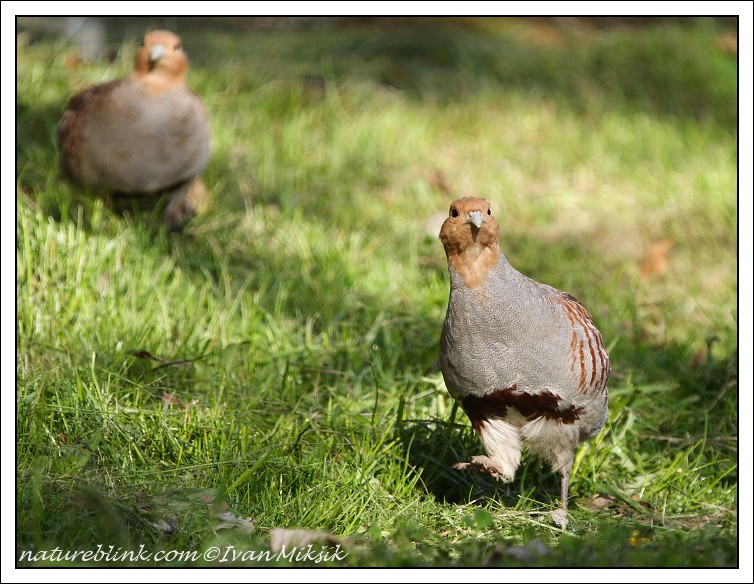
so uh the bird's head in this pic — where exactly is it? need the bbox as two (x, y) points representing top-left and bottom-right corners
(439, 197), (500, 254)
(439, 197), (501, 288)
(135, 30), (189, 83)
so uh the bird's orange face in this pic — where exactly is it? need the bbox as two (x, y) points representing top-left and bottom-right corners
(439, 197), (500, 255)
(134, 30), (189, 83)
(439, 197), (501, 289)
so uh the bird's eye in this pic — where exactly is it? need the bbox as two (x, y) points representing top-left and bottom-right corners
(175, 43), (182, 50)
(487, 208), (491, 215)
(451, 208), (459, 218)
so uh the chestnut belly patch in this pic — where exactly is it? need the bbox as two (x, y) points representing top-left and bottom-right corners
(459, 385), (584, 432)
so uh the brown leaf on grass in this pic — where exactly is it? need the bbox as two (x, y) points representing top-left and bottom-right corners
(63, 53), (83, 69)
(584, 493), (616, 509)
(717, 33), (737, 55)
(639, 238), (675, 281)
(269, 529), (341, 553)
(630, 495), (653, 509)
(162, 392), (181, 406)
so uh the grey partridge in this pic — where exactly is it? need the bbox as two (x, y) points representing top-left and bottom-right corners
(438, 197), (609, 523)
(57, 29), (210, 230)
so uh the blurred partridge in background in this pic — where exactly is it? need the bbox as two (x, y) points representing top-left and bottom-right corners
(57, 29), (210, 230)
(438, 197), (610, 526)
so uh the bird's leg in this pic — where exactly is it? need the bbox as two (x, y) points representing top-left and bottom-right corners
(550, 460), (573, 529)
(164, 177), (209, 231)
(454, 417), (521, 482)
(560, 464), (571, 513)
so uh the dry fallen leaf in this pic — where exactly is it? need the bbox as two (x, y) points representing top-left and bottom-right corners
(639, 238), (675, 281)
(630, 494), (653, 509)
(162, 392), (181, 406)
(63, 53), (83, 70)
(585, 493), (616, 509)
(717, 33), (737, 55)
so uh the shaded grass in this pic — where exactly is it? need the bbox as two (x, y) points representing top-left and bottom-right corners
(15, 18), (737, 567)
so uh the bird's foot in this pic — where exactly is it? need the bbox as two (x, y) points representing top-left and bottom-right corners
(453, 455), (505, 480)
(550, 508), (569, 530)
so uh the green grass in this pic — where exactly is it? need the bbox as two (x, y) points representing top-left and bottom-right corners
(15, 18), (737, 567)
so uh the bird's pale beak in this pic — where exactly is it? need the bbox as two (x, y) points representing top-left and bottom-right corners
(149, 43), (167, 63)
(467, 211), (484, 229)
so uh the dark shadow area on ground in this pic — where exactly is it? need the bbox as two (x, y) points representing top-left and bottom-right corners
(392, 331), (737, 506)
